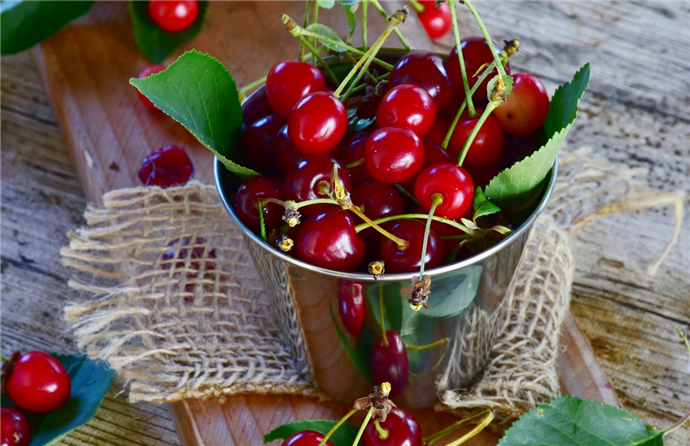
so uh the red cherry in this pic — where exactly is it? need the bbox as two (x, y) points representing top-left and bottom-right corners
(363, 407), (422, 446)
(285, 155), (351, 216)
(240, 114), (285, 176)
(337, 132), (373, 183)
(266, 61), (326, 117)
(365, 128), (424, 184)
(371, 330), (409, 395)
(400, 140), (454, 192)
(274, 124), (305, 174)
(414, 163), (474, 220)
(494, 73), (550, 136)
(447, 110), (504, 167)
(380, 220), (443, 273)
(136, 64), (166, 109)
(351, 181), (404, 220)
(234, 176), (285, 234)
(338, 280), (365, 336)
(138, 146), (195, 188)
(1, 407), (30, 446)
(417, 0), (452, 40)
(389, 51), (456, 115)
(281, 430), (333, 446)
(295, 209), (365, 272)
(377, 84), (436, 137)
(6, 351), (71, 413)
(148, 0), (199, 33)
(288, 92), (348, 154)
(447, 36), (512, 105)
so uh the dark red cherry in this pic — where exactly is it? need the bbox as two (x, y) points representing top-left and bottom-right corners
(400, 140), (454, 192)
(240, 114), (285, 176)
(274, 124), (305, 173)
(136, 64), (166, 109)
(365, 128), (424, 184)
(295, 209), (365, 272)
(494, 73), (550, 136)
(389, 50), (455, 115)
(266, 61), (326, 117)
(1, 407), (30, 446)
(285, 155), (351, 216)
(351, 181), (404, 220)
(338, 280), (365, 336)
(414, 163), (474, 220)
(234, 176), (285, 234)
(380, 220), (443, 273)
(138, 146), (194, 188)
(363, 407), (422, 446)
(288, 92), (348, 154)
(148, 0), (199, 33)
(377, 84), (436, 137)
(338, 132), (373, 183)
(281, 429), (333, 446)
(161, 236), (216, 271)
(447, 36), (512, 105)
(447, 110), (504, 167)
(371, 330), (409, 395)
(424, 118), (450, 146)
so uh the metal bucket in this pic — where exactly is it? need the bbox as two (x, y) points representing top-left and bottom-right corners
(215, 71), (557, 409)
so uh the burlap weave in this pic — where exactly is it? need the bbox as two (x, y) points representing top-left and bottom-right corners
(62, 148), (683, 417)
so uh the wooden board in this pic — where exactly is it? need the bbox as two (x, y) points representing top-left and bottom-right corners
(27, 1), (659, 445)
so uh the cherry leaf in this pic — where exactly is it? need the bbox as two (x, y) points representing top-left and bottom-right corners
(130, 49), (259, 180)
(472, 187), (501, 220)
(306, 23), (348, 53)
(263, 419), (359, 446)
(485, 63), (590, 209)
(316, 0), (336, 9)
(499, 395), (664, 446)
(129, 0), (208, 64)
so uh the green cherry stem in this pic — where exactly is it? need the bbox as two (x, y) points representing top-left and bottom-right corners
(379, 283), (388, 347)
(423, 410), (493, 446)
(445, 410), (495, 446)
(409, 0), (424, 13)
(238, 76), (267, 102)
(299, 36), (339, 85)
(456, 101), (500, 166)
(368, 0), (410, 51)
(362, 0), (369, 51)
(394, 184), (421, 206)
(448, 0), (477, 118)
(301, 0), (313, 61)
(418, 193), (443, 280)
(317, 409), (358, 446)
(373, 420), (390, 440)
(355, 214), (473, 235)
(343, 51), (378, 84)
(345, 157), (366, 169)
(406, 337), (449, 351)
(257, 198), (267, 242)
(352, 406), (376, 446)
(462, 0), (507, 78)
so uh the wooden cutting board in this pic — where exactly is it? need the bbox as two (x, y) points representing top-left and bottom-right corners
(33, 2), (620, 445)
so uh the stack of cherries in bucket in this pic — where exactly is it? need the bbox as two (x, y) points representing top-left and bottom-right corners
(233, 36), (550, 276)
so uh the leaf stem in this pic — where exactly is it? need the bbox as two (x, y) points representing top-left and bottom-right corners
(317, 409), (357, 446)
(448, 0), (476, 118)
(352, 406), (375, 446)
(369, 0), (410, 51)
(462, 0), (507, 78)
(300, 36), (339, 85)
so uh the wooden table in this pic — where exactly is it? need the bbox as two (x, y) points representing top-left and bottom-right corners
(2, 1), (688, 445)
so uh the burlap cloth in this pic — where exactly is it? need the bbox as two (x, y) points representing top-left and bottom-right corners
(61, 147), (683, 423)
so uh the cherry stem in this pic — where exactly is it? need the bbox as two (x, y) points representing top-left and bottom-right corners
(257, 198), (267, 242)
(444, 410), (494, 446)
(355, 213), (473, 236)
(456, 102), (500, 167)
(409, 0), (425, 13)
(448, 0), (477, 118)
(346, 204), (410, 251)
(418, 193), (443, 279)
(378, 283), (389, 347)
(348, 72), (390, 96)
(318, 409), (357, 446)
(423, 410), (494, 446)
(369, 0), (410, 51)
(299, 36), (339, 85)
(352, 406), (376, 446)
(343, 51), (378, 84)
(374, 420), (390, 440)
(345, 157), (366, 169)
(406, 337), (448, 351)
(462, 0), (507, 79)
(301, 0), (313, 61)
(394, 184), (421, 206)
(238, 76), (267, 101)
(362, 0), (369, 51)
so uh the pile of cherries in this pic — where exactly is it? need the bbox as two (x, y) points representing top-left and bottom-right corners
(232, 36), (549, 275)
(1, 351), (72, 446)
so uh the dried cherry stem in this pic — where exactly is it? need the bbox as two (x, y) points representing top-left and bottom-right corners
(406, 337), (448, 351)
(462, 0), (507, 79)
(361, 0), (369, 50)
(317, 409), (358, 446)
(343, 198), (410, 250)
(448, 0), (477, 118)
(355, 214), (473, 235)
(423, 410), (494, 446)
(299, 36), (339, 85)
(368, 0), (410, 51)
(260, 197), (339, 210)
(373, 420), (390, 440)
(352, 406), (376, 446)
(379, 283), (389, 347)
(418, 193), (443, 279)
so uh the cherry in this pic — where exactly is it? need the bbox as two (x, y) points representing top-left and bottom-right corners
(380, 220), (443, 273)
(447, 36), (512, 106)
(494, 73), (550, 136)
(6, 351), (71, 413)
(274, 124), (305, 174)
(234, 176), (285, 234)
(281, 430), (333, 446)
(337, 132), (373, 183)
(400, 140), (454, 192)
(1, 407), (30, 446)
(389, 51), (456, 115)
(136, 64), (166, 109)
(376, 84), (436, 137)
(288, 92), (348, 154)
(338, 280), (365, 336)
(362, 407), (422, 446)
(351, 181), (404, 220)
(266, 61), (326, 117)
(161, 236), (216, 271)
(285, 155), (351, 216)
(365, 128), (424, 184)
(417, 0), (452, 41)
(447, 110), (504, 167)
(415, 163), (474, 220)
(371, 330), (409, 395)
(295, 209), (365, 272)
(148, 0), (199, 33)
(240, 114), (285, 176)
(138, 146), (194, 188)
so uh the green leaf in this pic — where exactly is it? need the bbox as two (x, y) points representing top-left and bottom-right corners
(0, 355), (115, 446)
(306, 23), (348, 53)
(1, 0), (95, 55)
(339, 2), (358, 43)
(487, 74), (514, 103)
(472, 187), (501, 221)
(129, 1), (208, 64)
(330, 303), (372, 381)
(366, 282), (403, 334)
(499, 395), (664, 446)
(130, 49), (259, 180)
(316, 0), (336, 9)
(421, 265), (482, 319)
(484, 64), (590, 209)
(264, 419), (359, 446)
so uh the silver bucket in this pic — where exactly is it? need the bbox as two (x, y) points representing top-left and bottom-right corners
(215, 71), (557, 409)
